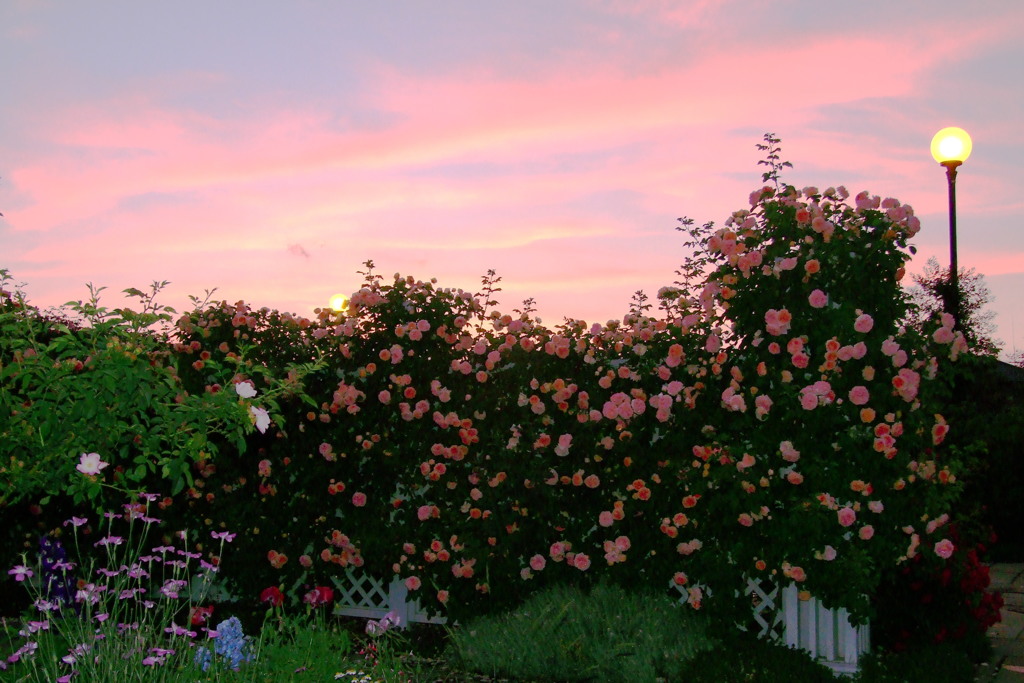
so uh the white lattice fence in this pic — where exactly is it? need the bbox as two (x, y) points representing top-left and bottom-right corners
(742, 577), (870, 677)
(329, 567), (444, 626)
(331, 569), (868, 676)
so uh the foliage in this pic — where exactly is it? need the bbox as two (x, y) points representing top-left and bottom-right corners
(853, 641), (976, 682)
(907, 256), (1001, 357)
(448, 580), (714, 682)
(679, 629), (834, 682)
(0, 271), (308, 511)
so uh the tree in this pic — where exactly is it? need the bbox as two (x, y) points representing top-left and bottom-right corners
(908, 257), (1001, 357)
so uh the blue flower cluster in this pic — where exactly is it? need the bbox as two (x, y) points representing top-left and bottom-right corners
(39, 536), (74, 607)
(193, 616), (254, 672)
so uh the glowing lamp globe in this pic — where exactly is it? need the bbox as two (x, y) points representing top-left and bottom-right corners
(930, 127), (972, 165)
(328, 293), (350, 312)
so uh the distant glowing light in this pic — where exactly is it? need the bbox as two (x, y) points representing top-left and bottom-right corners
(329, 293), (350, 312)
(930, 127), (972, 165)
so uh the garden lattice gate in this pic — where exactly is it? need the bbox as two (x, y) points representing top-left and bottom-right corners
(741, 577), (870, 677)
(329, 568), (444, 628)
(331, 570), (870, 676)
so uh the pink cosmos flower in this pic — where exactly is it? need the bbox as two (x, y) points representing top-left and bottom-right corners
(934, 539), (955, 559)
(808, 289), (828, 308)
(854, 314), (874, 334)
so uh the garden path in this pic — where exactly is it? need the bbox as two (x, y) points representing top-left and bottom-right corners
(978, 564), (1024, 682)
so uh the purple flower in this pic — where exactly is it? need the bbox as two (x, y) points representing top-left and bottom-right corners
(8, 565), (33, 582)
(94, 535), (124, 548)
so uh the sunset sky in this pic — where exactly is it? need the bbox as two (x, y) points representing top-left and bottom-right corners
(2, 1), (1022, 358)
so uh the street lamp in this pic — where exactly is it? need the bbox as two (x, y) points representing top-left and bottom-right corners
(930, 126), (972, 325)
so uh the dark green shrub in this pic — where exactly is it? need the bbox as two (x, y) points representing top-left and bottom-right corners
(679, 629), (834, 682)
(448, 581), (714, 681)
(853, 642), (975, 682)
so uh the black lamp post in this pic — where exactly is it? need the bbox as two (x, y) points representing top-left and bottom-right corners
(930, 127), (972, 326)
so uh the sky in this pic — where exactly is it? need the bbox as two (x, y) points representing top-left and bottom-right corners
(2, 1), (1022, 358)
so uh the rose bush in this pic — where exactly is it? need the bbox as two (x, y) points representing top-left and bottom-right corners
(2, 147), (972, 628)
(161, 182), (967, 623)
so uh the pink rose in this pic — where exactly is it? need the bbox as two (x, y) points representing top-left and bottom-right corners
(934, 539), (955, 559)
(800, 391), (818, 411)
(854, 314), (874, 334)
(529, 554), (546, 571)
(405, 576), (421, 591)
(837, 507), (856, 527)
(599, 511), (614, 527)
(848, 386), (870, 406)
(808, 289), (828, 309)
(859, 525), (875, 540)
(779, 441), (800, 462)
(573, 553), (591, 571)
(351, 492), (367, 507)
